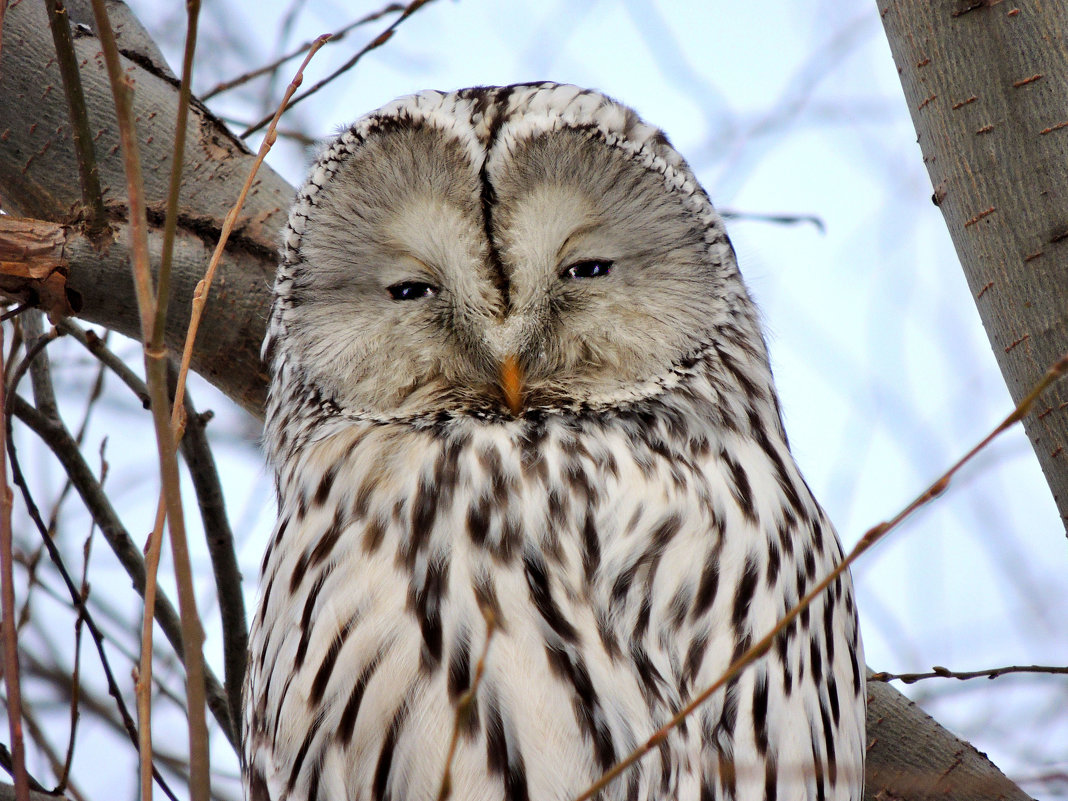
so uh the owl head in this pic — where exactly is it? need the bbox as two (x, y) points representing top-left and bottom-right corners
(265, 83), (772, 445)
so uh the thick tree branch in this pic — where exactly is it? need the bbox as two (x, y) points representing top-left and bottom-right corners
(0, 0), (282, 415)
(878, 0), (1068, 530)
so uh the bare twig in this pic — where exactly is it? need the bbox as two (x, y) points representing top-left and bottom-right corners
(139, 2), (204, 796)
(173, 367), (247, 734)
(0, 326), (30, 801)
(7, 395), (235, 745)
(719, 208), (826, 233)
(20, 312), (58, 419)
(15, 701), (87, 801)
(240, 0), (438, 137)
(4, 401), (180, 801)
(572, 351), (1068, 801)
(203, 2), (402, 99)
(437, 608), (497, 801)
(0, 746), (48, 794)
(871, 664), (1068, 684)
(57, 320), (149, 408)
(43, 0), (108, 237)
(174, 33), (330, 425)
(89, 0), (211, 794)
(59, 450), (102, 793)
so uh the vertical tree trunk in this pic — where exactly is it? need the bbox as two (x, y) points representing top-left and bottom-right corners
(878, 0), (1068, 531)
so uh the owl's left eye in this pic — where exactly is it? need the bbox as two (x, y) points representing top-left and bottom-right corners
(561, 260), (613, 280)
(387, 281), (438, 301)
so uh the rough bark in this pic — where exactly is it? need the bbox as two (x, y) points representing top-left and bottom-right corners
(0, 0), (281, 414)
(0, 1), (1038, 799)
(879, 0), (1068, 531)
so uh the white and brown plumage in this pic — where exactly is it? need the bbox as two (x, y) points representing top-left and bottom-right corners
(245, 83), (865, 801)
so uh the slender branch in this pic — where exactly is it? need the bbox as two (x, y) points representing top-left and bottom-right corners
(437, 607), (497, 801)
(173, 33), (330, 426)
(0, 782), (71, 801)
(202, 2), (402, 99)
(57, 320), (149, 408)
(572, 351), (1068, 801)
(153, 0), (200, 351)
(19, 312), (58, 420)
(240, 0), (438, 137)
(4, 400), (180, 801)
(90, 0), (211, 793)
(0, 326), (29, 801)
(58, 512), (96, 793)
(0, 746), (48, 794)
(7, 395), (235, 745)
(140, 3), (203, 796)
(42, 0), (108, 237)
(174, 369), (247, 737)
(871, 664), (1068, 685)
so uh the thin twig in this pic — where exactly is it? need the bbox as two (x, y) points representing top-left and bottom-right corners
(174, 33), (330, 426)
(0, 745), (48, 794)
(720, 208), (826, 233)
(7, 395), (235, 745)
(202, 3), (402, 99)
(173, 367), (247, 733)
(871, 664), (1068, 684)
(437, 608), (497, 801)
(4, 402), (181, 801)
(139, 2), (203, 796)
(14, 701), (87, 801)
(0, 326), (30, 801)
(572, 351), (1068, 801)
(43, 0), (108, 237)
(0, 304), (33, 324)
(59, 449), (102, 793)
(20, 313), (58, 420)
(240, 0), (438, 137)
(90, 1), (212, 794)
(57, 321), (149, 408)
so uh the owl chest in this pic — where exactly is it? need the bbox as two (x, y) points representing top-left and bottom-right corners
(269, 422), (777, 701)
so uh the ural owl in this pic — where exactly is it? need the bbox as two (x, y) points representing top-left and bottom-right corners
(245, 83), (865, 801)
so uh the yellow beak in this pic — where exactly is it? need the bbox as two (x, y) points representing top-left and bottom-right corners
(499, 354), (524, 416)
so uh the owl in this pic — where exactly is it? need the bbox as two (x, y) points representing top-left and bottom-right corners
(244, 83), (865, 801)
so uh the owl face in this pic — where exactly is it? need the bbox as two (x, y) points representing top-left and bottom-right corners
(270, 84), (759, 422)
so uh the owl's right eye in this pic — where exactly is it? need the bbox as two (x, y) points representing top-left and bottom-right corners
(387, 281), (438, 301)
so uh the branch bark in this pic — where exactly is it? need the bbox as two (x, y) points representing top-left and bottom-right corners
(878, 0), (1068, 531)
(0, 1), (1041, 799)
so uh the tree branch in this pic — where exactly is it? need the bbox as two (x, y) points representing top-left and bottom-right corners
(878, 0), (1068, 531)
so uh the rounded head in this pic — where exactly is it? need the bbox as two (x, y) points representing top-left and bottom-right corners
(266, 83), (768, 433)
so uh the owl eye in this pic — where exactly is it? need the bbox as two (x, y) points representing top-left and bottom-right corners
(562, 260), (613, 279)
(387, 281), (438, 301)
